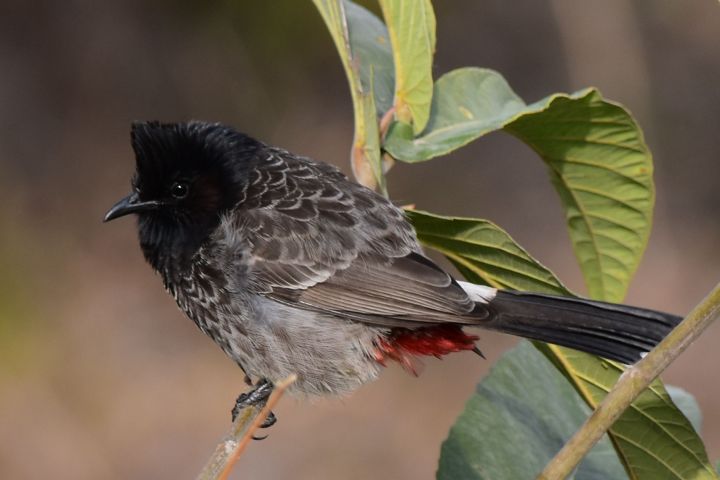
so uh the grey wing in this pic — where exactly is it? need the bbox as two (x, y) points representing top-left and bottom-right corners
(277, 251), (485, 327)
(222, 150), (484, 328)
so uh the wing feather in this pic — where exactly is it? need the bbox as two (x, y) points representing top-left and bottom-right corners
(219, 149), (481, 327)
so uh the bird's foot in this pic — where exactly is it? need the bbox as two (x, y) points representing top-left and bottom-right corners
(230, 378), (276, 440)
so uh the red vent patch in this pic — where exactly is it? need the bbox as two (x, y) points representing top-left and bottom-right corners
(374, 325), (479, 375)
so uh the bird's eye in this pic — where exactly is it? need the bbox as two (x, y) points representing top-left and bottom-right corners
(170, 181), (190, 199)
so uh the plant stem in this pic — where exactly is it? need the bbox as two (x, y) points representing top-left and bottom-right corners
(537, 282), (720, 480)
(196, 374), (297, 480)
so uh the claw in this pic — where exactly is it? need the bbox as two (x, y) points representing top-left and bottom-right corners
(260, 411), (277, 429)
(250, 411), (277, 440)
(230, 378), (275, 423)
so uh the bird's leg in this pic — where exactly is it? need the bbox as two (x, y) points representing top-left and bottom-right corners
(231, 378), (277, 438)
(237, 362), (253, 386)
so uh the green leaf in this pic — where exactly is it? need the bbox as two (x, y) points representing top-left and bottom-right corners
(387, 67), (653, 302)
(378, 0), (436, 133)
(505, 91), (654, 303)
(538, 345), (717, 480)
(406, 209), (571, 295)
(354, 85), (386, 194)
(384, 68), (526, 160)
(408, 208), (716, 480)
(438, 341), (627, 480)
(312, 0), (393, 190)
(345, 1), (394, 115)
(666, 385), (703, 435)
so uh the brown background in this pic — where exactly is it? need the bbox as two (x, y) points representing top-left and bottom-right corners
(1, 1), (719, 478)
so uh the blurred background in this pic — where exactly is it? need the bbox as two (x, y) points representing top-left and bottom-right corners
(1, 0), (719, 478)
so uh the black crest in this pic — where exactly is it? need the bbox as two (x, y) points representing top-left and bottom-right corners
(130, 121), (260, 201)
(129, 121), (262, 273)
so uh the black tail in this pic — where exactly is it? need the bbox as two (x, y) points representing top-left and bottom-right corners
(482, 291), (682, 364)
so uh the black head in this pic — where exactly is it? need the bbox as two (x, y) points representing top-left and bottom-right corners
(104, 121), (261, 272)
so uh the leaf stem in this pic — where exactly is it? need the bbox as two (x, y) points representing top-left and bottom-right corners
(196, 374), (297, 480)
(379, 105), (396, 139)
(537, 282), (720, 480)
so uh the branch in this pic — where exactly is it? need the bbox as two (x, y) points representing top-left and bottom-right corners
(537, 282), (720, 480)
(196, 374), (297, 480)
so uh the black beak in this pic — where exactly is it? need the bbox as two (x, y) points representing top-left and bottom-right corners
(103, 192), (162, 222)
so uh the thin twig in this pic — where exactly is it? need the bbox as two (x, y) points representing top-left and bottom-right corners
(196, 374), (297, 480)
(537, 282), (720, 480)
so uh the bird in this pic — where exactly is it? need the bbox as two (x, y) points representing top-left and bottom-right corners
(104, 120), (681, 416)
